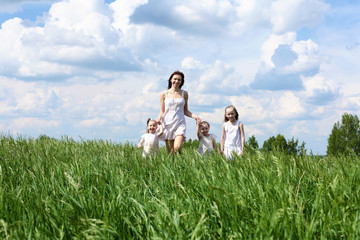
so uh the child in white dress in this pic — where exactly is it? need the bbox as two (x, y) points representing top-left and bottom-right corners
(220, 105), (245, 159)
(197, 121), (217, 155)
(138, 118), (163, 158)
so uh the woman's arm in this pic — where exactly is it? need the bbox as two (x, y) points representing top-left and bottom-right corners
(157, 124), (164, 137)
(220, 124), (225, 154)
(157, 91), (166, 124)
(183, 91), (201, 123)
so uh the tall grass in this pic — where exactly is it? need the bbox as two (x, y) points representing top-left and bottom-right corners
(0, 135), (359, 239)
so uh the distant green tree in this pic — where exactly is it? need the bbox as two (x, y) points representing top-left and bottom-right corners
(247, 135), (259, 149)
(287, 137), (298, 155)
(262, 136), (275, 152)
(272, 134), (288, 152)
(327, 113), (360, 156)
(262, 134), (306, 155)
(298, 141), (306, 156)
(37, 134), (51, 141)
(287, 137), (306, 156)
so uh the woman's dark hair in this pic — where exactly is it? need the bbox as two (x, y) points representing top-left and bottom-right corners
(224, 105), (239, 122)
(167, 70), (185, 89)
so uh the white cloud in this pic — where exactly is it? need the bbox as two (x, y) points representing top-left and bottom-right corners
(183, 59), (245, 95)
(291, 121), (310, 136)
(303, 75), (339, 105)
(251, 33), (323, 91)
(229, 95), (268, 123)
(245, 124), (265, 139)
(198, 108), (224, 125)
(270, 0), (329, 33)
(0, 102), (13, 116)
(9, 117), (60, 134)
(129, 0), (273, 37)
(0, 18), (25, 74)
(77, 118), (106, 128)
(181, 57), (204, 70)
(48, 0), (111, 33)
(260, 32), (297, 68)
(110, 0), (148, 33)
(0, 0), (146, 78)
(284, 39), (321, 74)
(276, 92), (304, 119)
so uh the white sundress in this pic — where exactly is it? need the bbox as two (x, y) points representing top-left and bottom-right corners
(160, 90), (186, 140)
(141, 132), (160, 158)
(198, 133), (217, 155)
(223, 120), (242, 159)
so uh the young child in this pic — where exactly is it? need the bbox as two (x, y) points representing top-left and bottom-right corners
(138, 118), (164, 158)
(220, 105), (245, 159)
(197, 121), (217, 155)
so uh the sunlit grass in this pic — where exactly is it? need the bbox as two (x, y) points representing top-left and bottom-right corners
(0, 135), (359, 239)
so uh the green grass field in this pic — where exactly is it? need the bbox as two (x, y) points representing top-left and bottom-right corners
(0, 135), (359, 239)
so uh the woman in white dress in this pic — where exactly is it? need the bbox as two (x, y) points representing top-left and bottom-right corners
(157, 71), (201, 155)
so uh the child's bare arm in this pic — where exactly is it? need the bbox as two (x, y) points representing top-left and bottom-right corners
(196, 122), (201, 139)
(220, 124), (225, 153)
(239, 122), (245, 154)
(137, 139), (144, 149)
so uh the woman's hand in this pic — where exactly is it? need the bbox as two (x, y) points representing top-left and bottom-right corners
(194, 115), (201, 124)
(156, 116), (162, 125)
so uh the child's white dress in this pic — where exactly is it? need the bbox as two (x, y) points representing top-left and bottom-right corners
(223, 120), (242, 159)
(160, 90), (186, 140)
(198, 133), (217, 155)
(141, 133), (160, 158)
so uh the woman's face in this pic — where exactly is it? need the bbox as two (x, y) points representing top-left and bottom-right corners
(170, 74), (182, 89)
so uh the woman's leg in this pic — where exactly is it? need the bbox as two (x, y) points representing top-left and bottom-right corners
(165, 140), (174, 154)
(174, 135), (184, 154)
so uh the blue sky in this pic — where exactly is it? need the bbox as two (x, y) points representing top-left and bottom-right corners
(0, 0), (359, 154)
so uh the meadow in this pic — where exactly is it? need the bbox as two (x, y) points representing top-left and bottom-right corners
(0, 135), (359, 239)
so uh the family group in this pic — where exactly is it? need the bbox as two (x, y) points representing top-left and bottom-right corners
(137, 71), (245, 159)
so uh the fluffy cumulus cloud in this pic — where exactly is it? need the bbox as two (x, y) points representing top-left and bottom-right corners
(251, 33), (322, 91)
(303, 75), (339, 105)
(0, 0), (149, 79)
(183, 59), (245, 95)
(0, 0), (359, 154)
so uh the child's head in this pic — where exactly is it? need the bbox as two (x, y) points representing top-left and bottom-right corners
(224, 105), (239, 122)
(168, 70), (185, 89)
(146, 118), (158, 133)
(200, 121), (210, 136)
